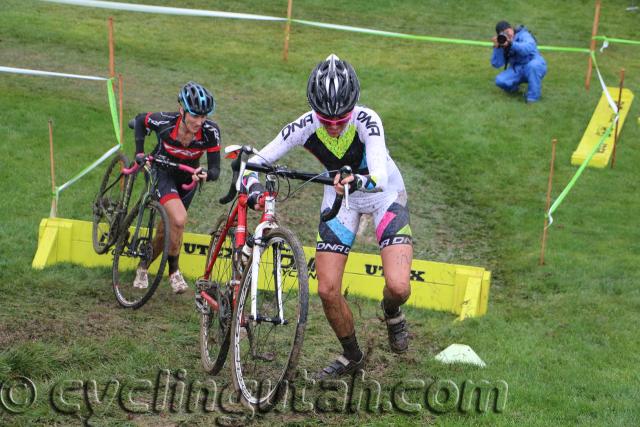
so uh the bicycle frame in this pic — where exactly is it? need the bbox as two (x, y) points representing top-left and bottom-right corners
(200, 182), (281, 325)
(96, 164), (135, 244)
(125, 172), (157, 257)
(118, 156), (198, 254)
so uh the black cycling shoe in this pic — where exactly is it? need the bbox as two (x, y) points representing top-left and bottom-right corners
(382, 303), (409, 353)
(315, 354), (365, 380)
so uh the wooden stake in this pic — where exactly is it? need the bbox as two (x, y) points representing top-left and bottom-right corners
(610, 68), (625, 169)
(48, 119), (57, 218)
(108, 17), (115, 78)
(282, 0), (293, 61)
(118, 73), (124, 148)
(585, 0), (601, 90)
(539, 138), (558, 265)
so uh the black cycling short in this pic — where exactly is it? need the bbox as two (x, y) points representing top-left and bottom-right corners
(154, 168), (197, 209)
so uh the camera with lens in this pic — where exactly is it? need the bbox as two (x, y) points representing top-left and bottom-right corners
(497, 32), (509, 46)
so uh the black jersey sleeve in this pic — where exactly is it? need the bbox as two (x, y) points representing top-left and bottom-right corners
(202, 121), (221, 181)
(201, 121), (221, 149)
(133, 112), (153, 154)
(206, 150), (220, 182)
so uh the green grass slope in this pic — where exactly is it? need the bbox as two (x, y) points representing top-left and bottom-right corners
(1, 0), (639, 425)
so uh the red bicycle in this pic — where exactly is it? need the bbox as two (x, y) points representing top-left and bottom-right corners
(194, 145), (347, 410)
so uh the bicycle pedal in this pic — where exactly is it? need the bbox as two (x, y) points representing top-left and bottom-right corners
(195, 279), (216, 294)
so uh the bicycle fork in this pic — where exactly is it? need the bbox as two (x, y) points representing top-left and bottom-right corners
(248, 221), (287, 326)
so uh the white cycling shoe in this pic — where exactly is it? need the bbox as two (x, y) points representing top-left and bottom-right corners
(133, 267), (148, 289)
(170, 270), (189, 294)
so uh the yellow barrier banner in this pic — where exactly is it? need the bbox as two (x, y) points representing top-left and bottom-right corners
(571, 87), (634, 168)
(33, 218), (491, 319)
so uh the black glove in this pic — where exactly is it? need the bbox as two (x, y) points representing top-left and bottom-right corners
(135, 153), (146, 166)
(247, 191), (262, 210)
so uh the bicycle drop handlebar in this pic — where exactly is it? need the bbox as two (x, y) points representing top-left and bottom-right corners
(218, 145), (347, 222)
(121, 155), (199, 191)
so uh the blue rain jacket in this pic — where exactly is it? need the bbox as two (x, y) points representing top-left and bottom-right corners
(491, 26), (547, 101)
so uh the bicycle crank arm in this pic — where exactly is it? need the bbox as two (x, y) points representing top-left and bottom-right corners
(199, 291), (219, 312)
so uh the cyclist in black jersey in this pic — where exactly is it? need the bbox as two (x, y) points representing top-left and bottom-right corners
(245, 55), (413, 378)
(131, 81), (221, 294)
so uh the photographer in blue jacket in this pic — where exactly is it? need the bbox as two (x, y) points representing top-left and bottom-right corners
(491, 20), (547, 103)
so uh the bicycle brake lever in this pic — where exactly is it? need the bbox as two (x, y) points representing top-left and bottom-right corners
(339, 166), (353, 211)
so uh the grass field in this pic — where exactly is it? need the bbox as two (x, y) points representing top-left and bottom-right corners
(1, 0), (640, 425)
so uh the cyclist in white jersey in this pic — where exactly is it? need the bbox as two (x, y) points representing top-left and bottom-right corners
(244, 54), (412, 378)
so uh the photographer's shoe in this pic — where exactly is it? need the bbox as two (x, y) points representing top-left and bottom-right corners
(315, 354), (365, 380)
(382, 302), (409, 354)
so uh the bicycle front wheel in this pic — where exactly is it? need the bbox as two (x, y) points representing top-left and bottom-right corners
(230, 226), (309, 410)
(92, 152), (129, 254)
(112, 200), (169, 309)
(199, 215), (236, 375)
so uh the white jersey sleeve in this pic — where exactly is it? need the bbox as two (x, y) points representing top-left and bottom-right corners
(243, 112), (318, 190)
(250, 111), (317, 165)
(354, 106), (389, 191)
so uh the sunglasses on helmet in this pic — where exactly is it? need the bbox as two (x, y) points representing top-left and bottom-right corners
(315, 111), (353, 126)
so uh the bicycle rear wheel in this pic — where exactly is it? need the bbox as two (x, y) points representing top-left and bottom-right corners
(92, 152), (130, 254)
(199, 215), (236, 374)
(112, 199), (169, 309)
(230, 226), (309, 410)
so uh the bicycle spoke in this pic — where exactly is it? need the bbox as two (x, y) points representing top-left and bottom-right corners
(199, 215), (236, 374)
(112, 200), (169, 309)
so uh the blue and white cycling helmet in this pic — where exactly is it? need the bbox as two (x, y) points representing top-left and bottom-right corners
(178, 81), (215, 116)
